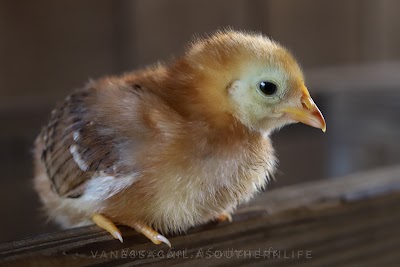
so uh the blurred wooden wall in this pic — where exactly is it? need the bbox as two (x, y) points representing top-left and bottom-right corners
(1, 0), (400, 111)
(0, 0), (400, 242)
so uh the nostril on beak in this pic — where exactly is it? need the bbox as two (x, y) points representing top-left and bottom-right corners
(301, 96), (314, 110)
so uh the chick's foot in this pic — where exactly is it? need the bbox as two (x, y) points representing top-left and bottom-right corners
(92, 213), (171, 247)
(215, 212), (233, 223)
(128, 221), (171, 248)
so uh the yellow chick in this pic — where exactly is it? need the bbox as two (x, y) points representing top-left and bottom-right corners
(33, 30), (326, 247)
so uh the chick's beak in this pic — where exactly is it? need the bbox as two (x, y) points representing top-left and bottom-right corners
(280, 89), (326, 132)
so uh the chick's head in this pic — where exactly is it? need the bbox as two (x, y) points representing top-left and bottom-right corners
(184, 30), (326, 134)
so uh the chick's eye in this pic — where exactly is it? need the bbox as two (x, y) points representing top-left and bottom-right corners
(259, 81), (277, 96)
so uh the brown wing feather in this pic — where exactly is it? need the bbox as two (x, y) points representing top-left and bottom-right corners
(37, 71), (177, 198)
(38, 88), (129, 198)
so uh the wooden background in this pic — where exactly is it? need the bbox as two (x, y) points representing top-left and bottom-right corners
(0, 0), (400, 244)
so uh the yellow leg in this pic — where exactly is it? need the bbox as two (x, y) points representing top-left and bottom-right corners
(91, 213), (123, 243)
(215, 212), (233, 223)
(129, 222), (171, 248)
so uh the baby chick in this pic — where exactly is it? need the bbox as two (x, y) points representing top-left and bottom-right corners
(33, 30), (326, 247)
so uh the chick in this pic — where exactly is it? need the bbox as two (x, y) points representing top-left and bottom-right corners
(33, 30), (326, 247)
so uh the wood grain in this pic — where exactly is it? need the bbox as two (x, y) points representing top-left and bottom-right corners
(1, 166), (400, 267)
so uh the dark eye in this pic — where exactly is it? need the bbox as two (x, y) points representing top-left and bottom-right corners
(259, 81), (277, 96)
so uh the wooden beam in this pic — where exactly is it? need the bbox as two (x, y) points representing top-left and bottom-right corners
(1, 166), (400, 267)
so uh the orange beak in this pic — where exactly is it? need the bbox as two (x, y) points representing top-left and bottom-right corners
(280, 87), (326, 132)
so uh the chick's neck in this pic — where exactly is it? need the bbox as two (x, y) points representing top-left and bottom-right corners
(160, 60), (261, 148)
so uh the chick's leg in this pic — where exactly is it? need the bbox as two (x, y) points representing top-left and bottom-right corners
(128, 221), (171, 248)
(91, 213), (123, 243)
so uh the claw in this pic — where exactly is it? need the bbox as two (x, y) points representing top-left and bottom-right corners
(91, 213), (123, 243)
(114, 231), (124, 243)
(156, 234), (172, 248)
